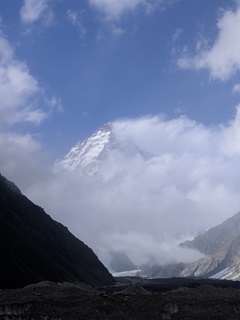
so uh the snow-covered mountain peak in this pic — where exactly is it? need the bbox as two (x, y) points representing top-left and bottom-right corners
(55, 122), (151, 176)
(56, 123), (113, 175)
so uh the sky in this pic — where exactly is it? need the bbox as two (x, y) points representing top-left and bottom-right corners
(1, 0), (240, 269)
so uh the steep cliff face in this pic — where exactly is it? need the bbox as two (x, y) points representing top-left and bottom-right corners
(0, 174), (114, 289)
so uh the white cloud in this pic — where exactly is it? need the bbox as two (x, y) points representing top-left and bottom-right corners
(23, 106), (240, 269)
(233, 83), (240, 93)
(111, 25), (125, 35)
(0, 31), (62, 126)
(96, 29), (106, 42)
(0, 31), (62, 190)
(66, 9), (87, 38)
(89, 0), (177, 36)
(172, 28), (182, 42)
(20, 0), (50, 24)
(0, 35), (13, 62)
(219, 104), (240, 155)
(0, 32), (50, 126)
(0, 31), (61, 209)
(9, 108), (48, 125)
(89, 0), (172, 20)
(90, 0), (144, 19)
(0, 37), (36, 122)
(101, 232), (203, 266)
(178, 4), (240, 81)
(0, 132), (48, 189)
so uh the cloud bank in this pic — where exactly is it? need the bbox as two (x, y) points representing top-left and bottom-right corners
(21, 106), (240, 270)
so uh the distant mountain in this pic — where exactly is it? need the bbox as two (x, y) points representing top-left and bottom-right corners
(179, 211), (240, 279)
(0, 173), (114, 289)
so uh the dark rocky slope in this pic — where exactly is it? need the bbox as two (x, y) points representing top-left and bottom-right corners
(0, 174), (114, 289)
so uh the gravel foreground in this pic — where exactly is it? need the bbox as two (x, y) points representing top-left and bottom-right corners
(1, 281), (240, 319)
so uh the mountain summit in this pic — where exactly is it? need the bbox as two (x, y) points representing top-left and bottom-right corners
(56, 123), (113, 175)
(56, 122), (148, 176)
